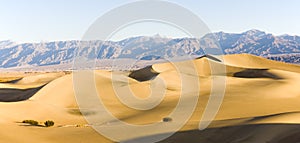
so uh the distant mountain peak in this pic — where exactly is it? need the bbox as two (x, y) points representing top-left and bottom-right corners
(0, 40), (15, 48)
(243, 29), (266, 36)
(153, 33), (162, 38)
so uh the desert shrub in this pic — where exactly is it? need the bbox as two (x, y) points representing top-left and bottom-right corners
(44, 120), (55, 127)
(22, 120), (39, 126)
(162, 117), (173, 122)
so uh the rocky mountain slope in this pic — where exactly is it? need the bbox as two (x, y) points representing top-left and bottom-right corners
(1, 30), (300, 68)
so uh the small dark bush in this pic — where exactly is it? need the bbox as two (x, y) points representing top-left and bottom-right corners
(22, 120), (39, 126)
(162, 117), (173, 122)
(44, 120), (55, 127)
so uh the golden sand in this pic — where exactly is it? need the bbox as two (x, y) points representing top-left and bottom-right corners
(0, 54), (300, 142)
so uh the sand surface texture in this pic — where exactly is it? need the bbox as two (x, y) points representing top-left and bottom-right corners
(0, 54), (300, 143)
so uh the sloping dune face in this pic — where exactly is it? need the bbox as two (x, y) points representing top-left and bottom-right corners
(1, 54), (300, 143)
(0, 86), (45, 102)
(0, 72), (65, 102)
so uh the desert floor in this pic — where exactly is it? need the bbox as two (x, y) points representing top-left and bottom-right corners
(1, 54), (300, 143)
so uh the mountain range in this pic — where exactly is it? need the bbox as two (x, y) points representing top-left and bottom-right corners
(1, 29), (300, 68)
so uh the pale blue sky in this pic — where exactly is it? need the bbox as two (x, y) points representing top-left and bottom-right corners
(0, 0), (299, 43)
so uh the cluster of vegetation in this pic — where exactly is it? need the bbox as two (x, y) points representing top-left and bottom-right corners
(22, 120), (39, 126)
(44, 120), (55, 127)
(22, 120), (55, 127)
(162, 117), (173, 122)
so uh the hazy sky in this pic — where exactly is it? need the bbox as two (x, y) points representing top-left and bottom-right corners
(0, 0), (299, 43)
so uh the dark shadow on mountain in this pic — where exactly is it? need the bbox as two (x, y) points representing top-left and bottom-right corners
(233, 69), (283, 79)
(0, 85), (46, 102)
(129, 66), (159, 82)
(140, 55), (162, 60)
(124, 124), (300, 143)
(196, 55), (222, 62)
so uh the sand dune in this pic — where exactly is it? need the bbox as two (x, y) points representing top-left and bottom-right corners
(0, 85), (45, 102)
(195, 54), (222, 62)
(0, 54), (300, 142)
(126, 123), (300, 143)
(0, 72), (65, 102)
(0, 77), (22, 83)
(129, 66), (159, 82)
(223, 53), (300, 73)
(233, 69), (282, 79)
